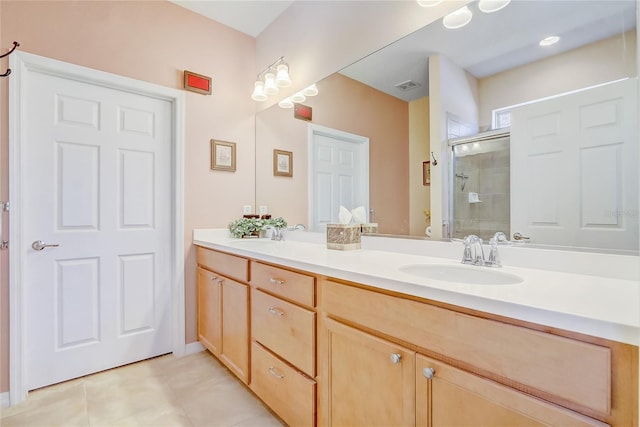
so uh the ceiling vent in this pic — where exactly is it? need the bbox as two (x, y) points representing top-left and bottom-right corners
(395, 80), (421, 92)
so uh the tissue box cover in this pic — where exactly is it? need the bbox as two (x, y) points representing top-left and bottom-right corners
(326, 224), (361, 250)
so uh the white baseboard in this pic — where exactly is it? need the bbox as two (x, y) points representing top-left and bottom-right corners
(183, 341), (205, 356)
(1, 391), (10, 409)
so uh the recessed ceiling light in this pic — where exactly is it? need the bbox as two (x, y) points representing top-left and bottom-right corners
(478, 0), (511, 13)
(539, 36), (560, 47)
(443, 6), (473, 29)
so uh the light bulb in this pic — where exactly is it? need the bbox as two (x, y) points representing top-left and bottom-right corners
(478, 0), (511, 13)
(443, 6), (472, 29)
(302, 84), (318, 96)
(263, 72), (279, 96)
(416, 0), (442, 7)
(278, 97), (294, 109)
(275, 63), (292, 87)
(539, 36), (560, 47)
(291, 92), (306, 103)
(251, 81), (267, 101)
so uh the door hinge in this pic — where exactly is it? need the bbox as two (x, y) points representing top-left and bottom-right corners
(0, 201), (8, 212)
(0, 241), (8, 250)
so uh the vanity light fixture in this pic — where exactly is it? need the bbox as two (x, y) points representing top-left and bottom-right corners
(478, 0), (511, 13)
(291, 92), (306, 103)
(443, 5), (472, 29)
(416, 0), (442, 7)
(539, 35), (560, 47)
(251, 56), (292, 101)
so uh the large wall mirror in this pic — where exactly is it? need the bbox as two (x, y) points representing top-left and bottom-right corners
(255, 0), (638, 254)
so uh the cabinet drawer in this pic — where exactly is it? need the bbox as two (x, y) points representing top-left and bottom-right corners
(320, 279), (611, 416)
(252, 289), (316, 376)
(197, 247), (248, 282)
(251, 261), (315, 307)
(251, 342), (316, 427)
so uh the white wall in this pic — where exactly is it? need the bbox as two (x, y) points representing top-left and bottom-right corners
(428, 55), (479, 240)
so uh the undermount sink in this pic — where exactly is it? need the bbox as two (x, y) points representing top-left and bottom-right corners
(399, 263), (523, 285)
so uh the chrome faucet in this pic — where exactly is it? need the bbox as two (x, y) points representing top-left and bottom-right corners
(460, 232), (509, 267)
(264, 225), (285, 241)
(288, 224), (305, 231)
(461, 235), (485, 266)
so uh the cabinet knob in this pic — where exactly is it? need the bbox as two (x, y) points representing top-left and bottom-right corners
(422, 367), (435, 379)
(269, 277), (285, 285)
(390, 353), (402, 364)
(210, 275), (217, 281)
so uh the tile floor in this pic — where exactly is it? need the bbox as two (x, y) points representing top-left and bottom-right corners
(0, 351), (285, 427)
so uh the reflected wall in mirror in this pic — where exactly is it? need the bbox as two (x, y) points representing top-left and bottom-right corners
(255, 0), (638, 253)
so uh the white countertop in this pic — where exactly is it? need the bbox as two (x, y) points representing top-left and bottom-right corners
(193, 229), (640, 346)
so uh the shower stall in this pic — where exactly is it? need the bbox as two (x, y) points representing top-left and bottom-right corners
(449, 130), (510, 241)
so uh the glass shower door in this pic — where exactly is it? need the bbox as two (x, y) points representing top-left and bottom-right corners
(450, 132), (510, 241)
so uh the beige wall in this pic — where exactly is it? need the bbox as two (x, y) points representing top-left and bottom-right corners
(0, 0), (256, 393)
(256, 73), (410, 234)
(409, 97), (431, 236)
(478, 30), (637, 129)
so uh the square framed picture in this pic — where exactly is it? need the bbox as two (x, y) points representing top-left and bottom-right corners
(273, 149), (293, 177)
(211, 140), (236, 172)
(423, 161), (431, 186)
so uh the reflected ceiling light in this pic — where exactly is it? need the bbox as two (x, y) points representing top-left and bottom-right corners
(278, 97), (294, 109)
(539, 35), (560, 47)
(302, 84), (318, 96)
(478, 0), (511, 13)
(416, 0), (442, 7)
(251, 81), (268, 102)
(443, 6), (472, 29)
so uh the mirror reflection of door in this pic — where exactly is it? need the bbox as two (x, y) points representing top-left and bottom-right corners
(308, 125), (369, 232)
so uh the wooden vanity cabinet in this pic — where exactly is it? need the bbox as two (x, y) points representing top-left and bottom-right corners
(196, 248), (250, 384)
(322, 317), (415, 427)
(249, 261), (317, 426)
(416, 354), (607, 427)
(319, 278), (637, 427)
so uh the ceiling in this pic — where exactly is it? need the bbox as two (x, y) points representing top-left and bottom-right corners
(168, 0), (294, 38)
(169, 1), (636, 102)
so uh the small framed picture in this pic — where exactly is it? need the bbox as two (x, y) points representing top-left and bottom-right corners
(184, 70), (212, 95)
(211, 140), (236, 172)
(273, 149), (293, 177)
(423, 161), (431, 186)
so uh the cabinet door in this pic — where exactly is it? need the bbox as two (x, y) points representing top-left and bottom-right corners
(196, 267), (221, 356)
(220, 276), (250, 384)
(416, 354), (607, 427)
(322, 318), (415, 427)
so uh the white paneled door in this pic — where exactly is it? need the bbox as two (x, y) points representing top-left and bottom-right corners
(309, 125), (369, 232)
(510, 78), (638, 251)
(23, 70), (173, 390)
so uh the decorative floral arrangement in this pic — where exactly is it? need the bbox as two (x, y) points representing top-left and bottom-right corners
(228, 216), (288, 238)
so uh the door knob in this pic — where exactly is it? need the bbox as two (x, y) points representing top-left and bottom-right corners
(512, 232), (530, 241)
(32, 240), (59, 251)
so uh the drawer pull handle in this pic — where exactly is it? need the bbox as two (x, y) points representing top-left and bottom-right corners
(422, 367), (435, 379)
(269, 277), (285, 286)
(390, 353), (402, 364)
(268, 366), (285, 379)
(268, 307), (285, 316)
